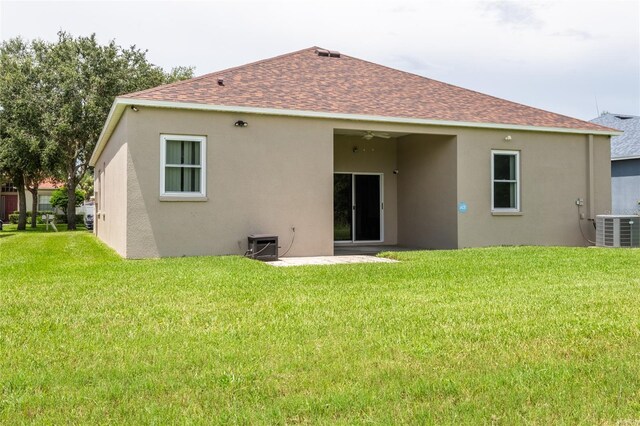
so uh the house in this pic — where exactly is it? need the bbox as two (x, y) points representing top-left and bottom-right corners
(0, 179), (59, 222)
(590, 113), (640, 215)
(0, 183), (18, 222)
(89, 47), (617, 258)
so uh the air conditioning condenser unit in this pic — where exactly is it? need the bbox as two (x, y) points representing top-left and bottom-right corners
(595, 215), (640, 248)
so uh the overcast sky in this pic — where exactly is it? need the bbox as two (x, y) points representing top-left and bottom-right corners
(1, 0), (638, 121)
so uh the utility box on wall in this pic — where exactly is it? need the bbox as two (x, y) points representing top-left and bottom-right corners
(247, 234), (279, 261)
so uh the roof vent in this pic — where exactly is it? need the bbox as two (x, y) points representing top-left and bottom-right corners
(615, 115), (632, 120)
(217, 78), (224, 86)
(315, 49), (340, 58)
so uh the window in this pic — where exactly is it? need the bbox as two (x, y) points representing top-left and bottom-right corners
(160, 134), (206, 197)
(491, 150), (520, 212)
(38, 195), (52, 212)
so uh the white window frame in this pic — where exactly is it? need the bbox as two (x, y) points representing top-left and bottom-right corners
(38, 195), (52, 212)
(333, 172), (385, 244)
(491, 150), (520, 212)
(160, 134), (207, 198)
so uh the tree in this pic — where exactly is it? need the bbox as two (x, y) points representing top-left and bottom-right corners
(40, 32), (194, 229)
(0, 38), (56, 230)
(26, 175), (46, 228)
(50, 186), (85, 215)
(0, 32), (194, 230)
(78, 171), (94, 200)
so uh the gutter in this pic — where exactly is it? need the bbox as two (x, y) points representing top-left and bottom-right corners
(90, 100), (122, 167)
(612, 155), (640, 161)
(89, 97), (623, 167)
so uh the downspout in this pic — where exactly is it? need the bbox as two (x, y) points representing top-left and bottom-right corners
(587, 134), (595, 220)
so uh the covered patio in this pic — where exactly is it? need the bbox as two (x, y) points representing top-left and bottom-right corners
(333, 129), (459, 252)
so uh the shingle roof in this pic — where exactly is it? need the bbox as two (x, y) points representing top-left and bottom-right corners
(122, 46), (610, 132)
(590, 113), (640, 159)
(39, 179), (62, 190)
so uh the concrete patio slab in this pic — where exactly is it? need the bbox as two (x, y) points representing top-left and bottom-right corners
(268, 255), (399, 267)
(333, 245), (417, 255)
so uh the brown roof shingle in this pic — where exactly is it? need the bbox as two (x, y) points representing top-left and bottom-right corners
(122, 47), (610, 132)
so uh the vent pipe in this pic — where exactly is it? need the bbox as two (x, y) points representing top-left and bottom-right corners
(315, 49), (340, 58)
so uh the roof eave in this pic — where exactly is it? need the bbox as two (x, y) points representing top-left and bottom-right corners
(89, 98), (622, 166)
(612, 155), (640, 161)
(89, 100), (127, 167)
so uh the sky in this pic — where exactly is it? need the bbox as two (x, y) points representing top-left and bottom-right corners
(0, 0), (638, 121)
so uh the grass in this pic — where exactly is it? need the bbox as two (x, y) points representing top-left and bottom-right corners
(0, 222), (87, 233)
(1, 230), (639, 424)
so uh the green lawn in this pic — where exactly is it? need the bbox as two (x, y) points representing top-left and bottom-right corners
(1, 229), (639, 424)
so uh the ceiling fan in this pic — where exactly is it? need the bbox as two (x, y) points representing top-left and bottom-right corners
(361, 130), (391, 140)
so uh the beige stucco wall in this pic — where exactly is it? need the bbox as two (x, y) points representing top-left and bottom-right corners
(333, 135), (398, 244)
(397, 134), (458, 249)
(93, 106), (612, 258)
(13, 189), (55, 212)
(125, 108), (333, 258)
(94, 114), (128, 256)
(456, 130), (610, 247)
(593, 135), (612, 217)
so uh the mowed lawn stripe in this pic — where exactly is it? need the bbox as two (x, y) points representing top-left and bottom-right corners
(1, 227), (639, 423)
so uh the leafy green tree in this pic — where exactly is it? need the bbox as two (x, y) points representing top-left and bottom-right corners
(50, 186), (85, 215)
(78, 171), (94, 199)
(26, 174), (48, 228)
(1, 32), (194, 230)
(0, 38), (56, 229)
(40, 31), (193, 229)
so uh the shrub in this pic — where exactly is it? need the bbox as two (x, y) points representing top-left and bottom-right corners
(50, 187), (85, 214)
(5, 211), (83, 225)
(8, 211), (56, 224)
(54, 213), (84, 224)
(9, 210), (70, 224)
(37, 211), (55, 224)
(9, 212), (33, 224)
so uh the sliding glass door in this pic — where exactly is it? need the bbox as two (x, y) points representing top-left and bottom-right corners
(333, 173), (353, 241)
(334, 173), (383, 243)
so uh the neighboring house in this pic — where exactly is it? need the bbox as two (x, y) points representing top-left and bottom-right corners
(0, 180), (59, 221)
(0, 184), (18, 222)
(590, 113), (640, 215)
(89, 47), (617, 258)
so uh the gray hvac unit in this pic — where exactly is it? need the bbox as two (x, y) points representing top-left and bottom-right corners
(595, 215), (640, 248)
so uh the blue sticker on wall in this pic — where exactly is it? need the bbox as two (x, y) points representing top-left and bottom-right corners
(458, 202), (468, 213)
